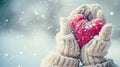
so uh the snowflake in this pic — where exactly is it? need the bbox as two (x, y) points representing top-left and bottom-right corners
(47, 25), (53, 30)
(19, 18), (22, 20)
(5, 53), (8, 56)
(18, 64), (21, 67)
(47, 26), (50, 30)
(90, 36), (93, 38)
(41, 14), (45, 19)
(19, 51), (23, 55)
(34, 10), (38, 15)
(16, 34), (23, 38)
(5, 19), (8, 22)
(21, 11), (25, 14)
(110, 11), (114, 15)
(56, 29), (59, 31)
(18, 17), (22, 22)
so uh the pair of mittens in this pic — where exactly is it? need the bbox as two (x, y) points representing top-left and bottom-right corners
(41, 4), (118, 67)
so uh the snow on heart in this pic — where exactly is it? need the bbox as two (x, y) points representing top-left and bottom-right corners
(71, 14), (104, 48)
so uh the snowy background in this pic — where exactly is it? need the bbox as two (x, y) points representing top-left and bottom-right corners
(0, 0), (120, 67)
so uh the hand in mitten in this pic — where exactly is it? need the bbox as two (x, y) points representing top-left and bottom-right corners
(56, 17), (80, 57)
(80, 24), (115, 67)
(41, 15), (80, 67)
(69, 4), (117, 67)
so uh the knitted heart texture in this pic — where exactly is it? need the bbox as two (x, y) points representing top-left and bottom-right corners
(71, 10), (104, 48)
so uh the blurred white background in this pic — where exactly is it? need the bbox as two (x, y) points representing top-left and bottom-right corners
(0, 0), (120, 67)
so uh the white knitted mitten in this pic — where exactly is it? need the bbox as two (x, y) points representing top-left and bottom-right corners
(41, 16), (80, 67)
(56, 17), (80, 57)
(80, 24), (118, 67)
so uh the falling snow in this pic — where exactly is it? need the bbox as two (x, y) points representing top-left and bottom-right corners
(21, 11), (25, 14)
(0, 0), (120, 67)
(41, 14), (45, 19)
(56, 28), (59, 31)
(34, 10), (39, 15)
(47, 26), (50, 30)
(5, 53), (8, 57)
(5, 19), (8, 22)
(110, 11), (114, 15)
(47, 25), (52, 30)
(19, 18), (22, 20)
(18, 65), (21, 67)
(19, 51), (23, 55)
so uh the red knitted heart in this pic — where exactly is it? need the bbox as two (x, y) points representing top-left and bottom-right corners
(71, 14), (104, 48)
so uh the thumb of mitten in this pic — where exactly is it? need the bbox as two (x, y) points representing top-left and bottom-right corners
(80, 24), (113, 65)
(99, 24), (113, 40)
(60, 17), (72, 35)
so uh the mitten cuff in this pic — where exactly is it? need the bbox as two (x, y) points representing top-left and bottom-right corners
(41, 53), (79, 67)
(81, 59), (118, 67)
